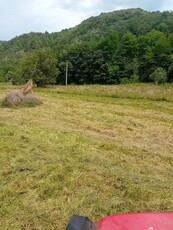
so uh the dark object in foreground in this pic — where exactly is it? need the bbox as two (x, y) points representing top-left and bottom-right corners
(65, 215), (97, 230)
(2, 79), (42, 107)
(66, 213), (173, 230)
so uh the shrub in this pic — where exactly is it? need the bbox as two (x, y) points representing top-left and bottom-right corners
(149, 67), (167, 84)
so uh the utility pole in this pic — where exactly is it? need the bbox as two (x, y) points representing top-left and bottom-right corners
(66, 60), (68, 86)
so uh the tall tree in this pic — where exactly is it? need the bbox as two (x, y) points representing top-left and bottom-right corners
(15, 48), (58, 87)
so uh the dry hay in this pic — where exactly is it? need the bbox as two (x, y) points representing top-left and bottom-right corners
(2, 79), (42, 107)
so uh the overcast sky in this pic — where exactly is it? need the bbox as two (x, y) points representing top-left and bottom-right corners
(0, 0), (173, 41)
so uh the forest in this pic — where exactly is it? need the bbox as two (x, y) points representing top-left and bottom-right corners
(0, 8), (173, 86)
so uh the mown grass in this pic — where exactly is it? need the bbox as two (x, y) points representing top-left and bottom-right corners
(0, 83), (173, 229)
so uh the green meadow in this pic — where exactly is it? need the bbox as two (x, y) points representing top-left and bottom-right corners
(0, 84), (173, 229)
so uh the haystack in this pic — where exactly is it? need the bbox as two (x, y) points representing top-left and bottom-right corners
(2, 79), (42, 107)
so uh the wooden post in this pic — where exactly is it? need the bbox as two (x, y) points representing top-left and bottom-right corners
(66, 61), (68, 86)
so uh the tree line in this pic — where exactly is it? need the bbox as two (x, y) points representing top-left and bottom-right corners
(57, 30), (173, 85)
(0, 9), (173, 86)
(1, 29), (173, 86)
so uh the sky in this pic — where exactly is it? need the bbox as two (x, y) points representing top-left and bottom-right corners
(0, 0), (173, 41)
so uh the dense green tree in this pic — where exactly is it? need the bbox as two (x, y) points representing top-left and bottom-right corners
(115, 32), (139, 82)
(137, 30), (172, 82)
(56, 28), (173, 85)
(121, 32), (138, 58)
(168, 65), (173, 82)
(14, 48), (58, 87)
(0, 58), (19, 82)
(97, 31), (120, 59)
(168, 59), (173, 82)
(96, 31), (121, 83)
(57, 44), (98, 84)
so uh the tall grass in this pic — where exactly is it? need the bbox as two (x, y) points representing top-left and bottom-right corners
(41, 83), (173, 102)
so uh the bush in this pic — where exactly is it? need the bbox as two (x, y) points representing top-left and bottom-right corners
(149, 67), (167, 84)
(14, 48), (58, 87)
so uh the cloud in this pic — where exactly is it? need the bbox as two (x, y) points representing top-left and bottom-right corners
(92, 0), (172, 12)
(0, 0), (86, 40)
(0, 0), (172, 40)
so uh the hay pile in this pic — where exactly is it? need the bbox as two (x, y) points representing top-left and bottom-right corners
(2, 80), (42, 107)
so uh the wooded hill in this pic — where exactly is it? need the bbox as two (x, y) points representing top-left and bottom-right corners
(0, 8), (173, 86)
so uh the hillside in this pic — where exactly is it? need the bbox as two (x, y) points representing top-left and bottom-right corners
(69, 8), (173, 42)
(0, 8), (173, 85)
(0, 8), (173, 54)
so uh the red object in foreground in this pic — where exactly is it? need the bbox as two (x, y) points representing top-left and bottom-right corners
(95, 213), (173, 230)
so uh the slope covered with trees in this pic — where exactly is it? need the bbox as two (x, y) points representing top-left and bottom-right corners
(0, 8), (173, 85)
(57, 30), (173, 84)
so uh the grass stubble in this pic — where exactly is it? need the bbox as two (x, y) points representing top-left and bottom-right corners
(0, 84), (173, 229)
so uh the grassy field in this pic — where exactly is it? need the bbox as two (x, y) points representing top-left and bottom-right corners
(0, 83), (173, 229)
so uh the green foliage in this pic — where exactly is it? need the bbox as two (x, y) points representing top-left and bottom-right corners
(69, 9), (173, 43)
(15, 48), (58, 87)
(150, 67), (167, 84)
(168, 62), (173, 82)
(0, 9), (173, 85)
(108, 65), (119, 84)
(57, 43), (108, 85)
(56, 27), (173, 85)
(1, 9), (173, 55)
(0, 58), (19, 82)
(97, 31), (120, 58)
(0, 74), (5, 82)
